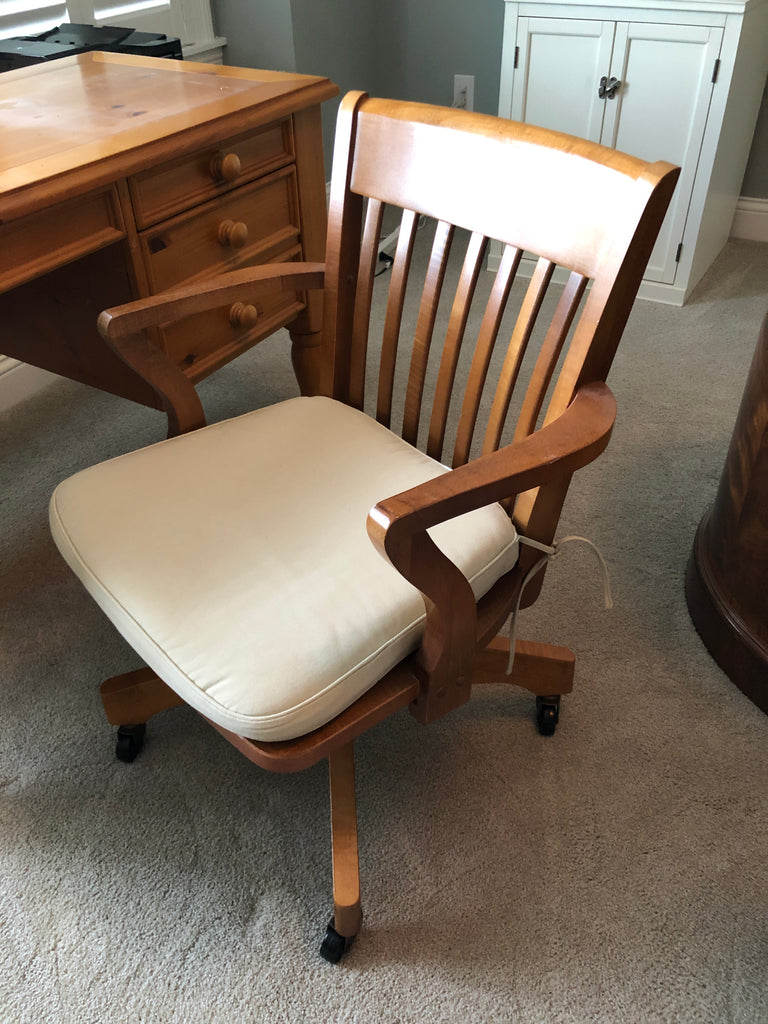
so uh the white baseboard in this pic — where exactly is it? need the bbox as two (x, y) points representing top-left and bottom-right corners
(730, 196), (768, 242)
(182, 38), (227, 64)
(0, 357), (59, 416)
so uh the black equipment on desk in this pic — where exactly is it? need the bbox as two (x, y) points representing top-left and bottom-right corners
(0, 23), (183, 73)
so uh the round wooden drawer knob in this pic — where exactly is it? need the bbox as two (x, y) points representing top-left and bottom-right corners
(218, 219), (249, 249)
(210, 152), (242, 183)
(229, 302), (259, 328)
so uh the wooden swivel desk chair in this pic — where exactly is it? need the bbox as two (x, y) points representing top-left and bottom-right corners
(50, 92), (679, 962)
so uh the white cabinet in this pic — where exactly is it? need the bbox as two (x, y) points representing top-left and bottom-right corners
(496, 0), (768, 304)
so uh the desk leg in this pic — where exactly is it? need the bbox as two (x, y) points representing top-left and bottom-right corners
(291, 104), (331, 397)
(289, 321), (330, 396)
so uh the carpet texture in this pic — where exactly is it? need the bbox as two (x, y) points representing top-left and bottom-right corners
(1, 237), (767, 1024)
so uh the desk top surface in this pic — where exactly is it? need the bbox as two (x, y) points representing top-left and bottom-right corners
(0, 52), (337, 199)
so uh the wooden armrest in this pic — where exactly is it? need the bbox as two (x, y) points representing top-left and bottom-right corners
(366, 382), (617, 721)
(97, 262), (326, 340)
(369, 382), (616, 542)
(94, 262), (325, 438)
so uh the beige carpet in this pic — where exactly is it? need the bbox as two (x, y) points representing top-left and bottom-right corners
(1, 238), (767, 1023)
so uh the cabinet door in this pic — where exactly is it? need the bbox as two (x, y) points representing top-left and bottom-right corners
(511, 17), (615, 141)
(601, 22), (723, 284)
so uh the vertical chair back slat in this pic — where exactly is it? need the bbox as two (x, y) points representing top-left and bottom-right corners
(481, 257), (555, 457)
(348, 198), (385, 410)
(452, 242), (522, 467)
(512, 270), (589, 443)
(402, 219), (455, 446)
(376, 208), (419, 428)
(426, 231), (488, 461)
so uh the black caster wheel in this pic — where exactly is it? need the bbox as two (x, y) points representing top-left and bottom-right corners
(115, 723), (146, 763)
(536, 696), (560, 737)
(319, 918), (353, 964)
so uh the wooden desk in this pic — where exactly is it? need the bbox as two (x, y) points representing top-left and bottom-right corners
(0, 53), (338, 413)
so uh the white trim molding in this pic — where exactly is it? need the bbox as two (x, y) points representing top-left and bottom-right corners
(0, 355), (19, 378)
(730, 197), (768, 242)
(0, 357), (59, 415)
(183, 36), (226, 63)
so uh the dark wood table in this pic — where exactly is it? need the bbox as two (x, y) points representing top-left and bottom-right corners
(685, 311), (768, 713)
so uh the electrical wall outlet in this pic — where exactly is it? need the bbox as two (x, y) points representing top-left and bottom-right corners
(453, 74), (475, 111)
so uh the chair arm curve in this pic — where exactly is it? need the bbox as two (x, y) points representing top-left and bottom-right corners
(97, 262), (326, 340)
(368, 381), (617, 547)
(94, 262), (326, 437)
(366, 382), (616, 722)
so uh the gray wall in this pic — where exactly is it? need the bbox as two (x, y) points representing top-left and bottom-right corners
(741, 77), (768, 198)
(290, 0), (381, 165)
(210, 0), (768, 197)
(209, 0), (384, 171)
(212, 0), (297, 73)
(364, 0), (505, 116)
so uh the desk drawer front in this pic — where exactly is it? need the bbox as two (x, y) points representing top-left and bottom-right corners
(160, 248), (305, 377)
(140, 166), (300, 293)
(0, 188), (124, 293)
(129, 119), (294, 228)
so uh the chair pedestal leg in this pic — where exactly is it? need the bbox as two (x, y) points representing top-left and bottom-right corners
(320, 741), (363, 962)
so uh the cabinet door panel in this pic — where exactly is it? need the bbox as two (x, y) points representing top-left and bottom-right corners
(602, 22), (723, 284)
(512, 17), (615, 142)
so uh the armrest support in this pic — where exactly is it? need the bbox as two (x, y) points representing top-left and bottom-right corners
(369, 382), (616, 539)
(95, 262), (326, 437)
(367, 382), (617, 722)
(97, 263), (326, 340)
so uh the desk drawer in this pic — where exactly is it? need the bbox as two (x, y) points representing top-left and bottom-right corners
(139, 166), (300, 293)
(0, 188), (125, 293)
(160, 248), (305, 377)
(129, 119), (294, 229)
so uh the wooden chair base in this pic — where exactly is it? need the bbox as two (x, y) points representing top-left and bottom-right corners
(99, 636), (573, 746)
(99, 635), (574, 958)
(100, 666), (183, 725)
(473, 636), (575, 696)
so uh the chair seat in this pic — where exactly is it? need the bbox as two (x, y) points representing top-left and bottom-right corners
(50, 397), (519, 741)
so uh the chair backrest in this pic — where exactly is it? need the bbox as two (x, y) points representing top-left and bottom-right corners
(321, 92), (679, 562)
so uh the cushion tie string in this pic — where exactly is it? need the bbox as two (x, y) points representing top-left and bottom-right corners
(504, 535), (613, 675)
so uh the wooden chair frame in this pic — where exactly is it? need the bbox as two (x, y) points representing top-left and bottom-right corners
(82, 93), (679, 960)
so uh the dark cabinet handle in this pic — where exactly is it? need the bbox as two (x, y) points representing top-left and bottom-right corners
(598, 76), (622, 100)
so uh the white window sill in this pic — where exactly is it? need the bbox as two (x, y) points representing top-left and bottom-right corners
(182, 35), (227, 63)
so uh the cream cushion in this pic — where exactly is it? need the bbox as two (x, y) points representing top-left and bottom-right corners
(50, 397), (519, 741)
